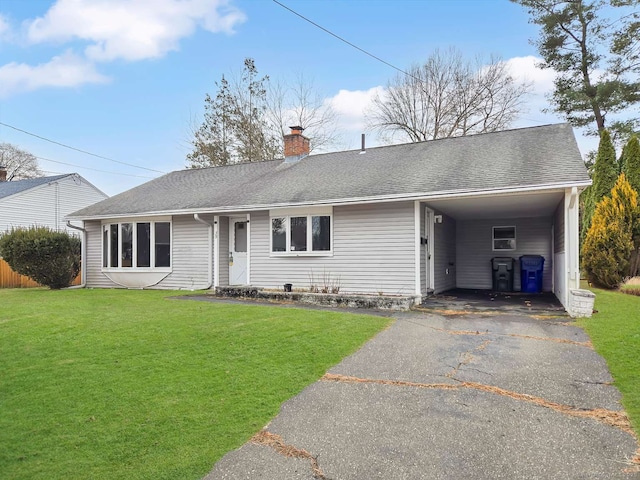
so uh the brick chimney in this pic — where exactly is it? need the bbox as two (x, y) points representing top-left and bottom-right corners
(0, 166), (6, 182)
(283, 126), (310, 163)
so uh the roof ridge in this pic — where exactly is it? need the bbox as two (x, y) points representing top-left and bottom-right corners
(297, 123), (570, 161)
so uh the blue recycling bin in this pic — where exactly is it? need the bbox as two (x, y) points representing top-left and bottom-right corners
(520, 255), (545, 293)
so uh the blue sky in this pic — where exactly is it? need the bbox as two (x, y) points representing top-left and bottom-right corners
(0, 0), (598, 196)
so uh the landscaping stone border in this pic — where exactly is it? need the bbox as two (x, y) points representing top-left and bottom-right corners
(214, 286), (418, 310)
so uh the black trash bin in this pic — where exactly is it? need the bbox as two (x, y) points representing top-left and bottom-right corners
(491, 257), (515, 292)
(520, 255), (545, 293)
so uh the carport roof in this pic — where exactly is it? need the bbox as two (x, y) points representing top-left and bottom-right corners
(68, 123), (590, 219)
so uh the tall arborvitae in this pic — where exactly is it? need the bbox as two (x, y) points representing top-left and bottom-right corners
(581, 129), (619, 246)
(621, 135), (640, 276)
(622, 135), (640, 194)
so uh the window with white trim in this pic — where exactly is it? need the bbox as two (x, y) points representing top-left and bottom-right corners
(492, 226), (516, 251)
(102, 219), (172, 269)
(270, 207), (332, 255)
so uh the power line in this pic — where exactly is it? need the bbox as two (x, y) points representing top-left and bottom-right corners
(0, 121), (167, 174)
(272, 0), (417, 80)
(35, 155), (156, 179)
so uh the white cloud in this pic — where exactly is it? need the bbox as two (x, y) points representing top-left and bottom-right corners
(504, 55), (556, 95)
(326, 86), (385, 134)
(502, 55), (563, 128)
(0, 14), (12, 41)
(322, 86), (387, 149)
(0, 51), (109, 98)
(27, 0), (246, 62)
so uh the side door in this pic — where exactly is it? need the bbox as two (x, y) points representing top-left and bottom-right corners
(229, 218), (248, 285)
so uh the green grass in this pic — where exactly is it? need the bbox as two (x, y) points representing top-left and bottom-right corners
(0, 288), (390, 480)
(577, 285), (640, 432)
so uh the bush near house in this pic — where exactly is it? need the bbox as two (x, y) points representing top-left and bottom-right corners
(0, 227), (80, 289)
(582, 174), (638, 289)
(581, 130), (619, 247)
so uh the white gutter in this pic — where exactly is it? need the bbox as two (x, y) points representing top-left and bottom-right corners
(65, 220), (86, 288)
(68, 181), (593, 221)
(193, 214), (214, 289)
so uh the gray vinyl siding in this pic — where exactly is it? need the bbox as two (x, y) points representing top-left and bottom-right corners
(250, 202), (416, 295)
(218, 216), (229, 286)
(85, 220), (118, 288)
(554, 199), (565, 253)
(433, 211), (456, 294)
(84, 215), (209, 289)
(456, 217), (553, 291)
(0, 176), (107, 234)
(157, 215), (209, 289)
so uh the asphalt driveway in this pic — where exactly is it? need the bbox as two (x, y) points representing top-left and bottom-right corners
(206, 311), (640, 479)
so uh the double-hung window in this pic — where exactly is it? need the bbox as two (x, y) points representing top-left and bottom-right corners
(492, 226), (516, 251)
(102, 218), (172, 269)
(270, 207), (332, 255)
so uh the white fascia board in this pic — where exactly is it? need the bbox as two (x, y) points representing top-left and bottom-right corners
(67, 180), (592, 221)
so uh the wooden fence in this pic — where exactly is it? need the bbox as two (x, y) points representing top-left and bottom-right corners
(0, 258), (81, 288)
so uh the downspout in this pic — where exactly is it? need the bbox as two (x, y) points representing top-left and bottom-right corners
(66, 221), (86, 288)
(569, 187), (578, 288)
(569, 187), (577, 209)
(194, 214), (214, 289)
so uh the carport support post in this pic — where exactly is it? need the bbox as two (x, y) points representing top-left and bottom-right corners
(568, 187), (580, 290)
(246, 213), (251, 285)
(414, 200), (422, 297)
(214, 215), (220, 288)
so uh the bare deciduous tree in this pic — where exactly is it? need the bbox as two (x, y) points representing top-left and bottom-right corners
(366, 48), (531, 143)
(268, 74), (341, 154)
(0, 143), (43, 180)
(187, 60), (342, 169)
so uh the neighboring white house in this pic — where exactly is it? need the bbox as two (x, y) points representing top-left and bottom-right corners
(0, 171), (108, 234)
(67, 124), (591, 314)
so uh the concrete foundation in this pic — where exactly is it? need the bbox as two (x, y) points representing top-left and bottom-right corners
(214, 286), (417, 311)
(568, 289), (596, 318)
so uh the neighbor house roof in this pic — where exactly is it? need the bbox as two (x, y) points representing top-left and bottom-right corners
(0, 174), (71, 201)
(69, 123), (590, 220)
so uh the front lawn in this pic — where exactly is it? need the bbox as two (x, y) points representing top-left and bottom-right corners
(0, 289), (390, 480)
(578, 285), (640, 432)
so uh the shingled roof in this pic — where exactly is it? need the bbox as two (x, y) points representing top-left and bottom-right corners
(69, 123), (590, 219)
(0, 174), (72, 201)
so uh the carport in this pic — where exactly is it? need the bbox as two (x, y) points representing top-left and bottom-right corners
(417, 185), (582, 312)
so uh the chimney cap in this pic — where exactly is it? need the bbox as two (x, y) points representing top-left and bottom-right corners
(288, 126), (304, 134)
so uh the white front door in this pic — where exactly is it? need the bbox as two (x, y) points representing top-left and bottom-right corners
(229, 217), (248, 285)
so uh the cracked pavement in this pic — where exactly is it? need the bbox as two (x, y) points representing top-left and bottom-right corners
(205, 311), (640, 479)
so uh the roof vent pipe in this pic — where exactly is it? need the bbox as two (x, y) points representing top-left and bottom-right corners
(360, 134), (366, 154)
